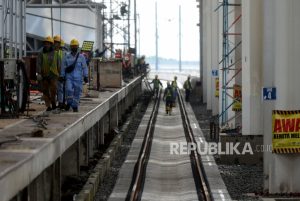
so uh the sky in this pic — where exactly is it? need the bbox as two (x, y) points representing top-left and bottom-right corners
(95, 0), (200, 61)
(137, 0), (200, 61)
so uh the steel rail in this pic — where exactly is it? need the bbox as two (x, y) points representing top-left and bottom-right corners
(177, 88), (212, 201)
(126, 90), (161, 201)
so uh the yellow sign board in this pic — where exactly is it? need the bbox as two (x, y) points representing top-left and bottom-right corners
(81, 41), (94, 52)
(215, 78), (219, 98)
(272, 110), (300, 153)
(232, 84), (242, 111)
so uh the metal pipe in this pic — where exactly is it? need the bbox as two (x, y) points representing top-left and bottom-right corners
(1, 0), (4, 58)
(18, 0), (22, 58)
(14, 0), (18, 58)
(155, 1), (158, 71)
(134, 0), (137, 55)
(179, 5), (182, 72)
(23, 0), (26, 57)
(127, 0), (130, 49)
(9, 0), (13, 58)
(26, 4), (106, 9)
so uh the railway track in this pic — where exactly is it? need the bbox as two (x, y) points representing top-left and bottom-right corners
(109, 89), (212, 201)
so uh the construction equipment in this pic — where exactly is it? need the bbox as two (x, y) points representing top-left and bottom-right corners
(0, 59), (29, 118)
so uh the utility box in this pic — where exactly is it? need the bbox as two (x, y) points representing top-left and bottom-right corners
(99, 60), (122, 88)
(90, 59), (123, 89)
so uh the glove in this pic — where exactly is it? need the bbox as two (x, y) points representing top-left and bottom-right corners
(36, 74), (42, 81)
(84, 77), (88, 83)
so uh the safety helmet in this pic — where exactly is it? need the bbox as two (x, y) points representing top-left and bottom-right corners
(44, 36), (54, 44)
(53, 35), (61, 42)
(70, 39), (79, 46)
(60, 40), (65, 47)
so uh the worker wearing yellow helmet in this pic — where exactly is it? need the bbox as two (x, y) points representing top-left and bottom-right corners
(61, 38), (88, 112)
(53, 35), (68, 109)
(183, 75), (193, 102)
(171, 76), (178, 107)
(163, 81), (174, 115)
(37, 36), (60, 111)
(149, 75), (162, 98)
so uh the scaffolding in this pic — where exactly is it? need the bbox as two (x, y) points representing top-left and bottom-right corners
(102, 0), (137, 57)
(216, 0), (242, 126)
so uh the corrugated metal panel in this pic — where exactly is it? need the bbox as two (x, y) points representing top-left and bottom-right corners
(26, 7), (97, 46)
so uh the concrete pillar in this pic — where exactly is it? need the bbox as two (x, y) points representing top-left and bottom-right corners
(202, 0), (208, 104)
(99, 119), (105, 145)
(263, 0), (300, 193)
(61, 140), (80, 178)
(88, 128), (94, 157)
(242, 0), (263, 135)
(79, 133), (89, 167)
(28, 159), (60, 201)
(109, 105), (118, 132)
(206, 0), (212, 110)
(211, 0), (219, 116)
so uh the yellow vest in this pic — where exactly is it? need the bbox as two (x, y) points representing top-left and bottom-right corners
(41, 52), (59, 77)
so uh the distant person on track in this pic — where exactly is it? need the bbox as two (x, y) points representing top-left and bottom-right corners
(163, 82), (174, 115)
(61, 39), (88, 112)
(149, 75), (163, 98)
(183, 75), (193, 102)
(171, 76), (178, 107)
(37, 36), (60, 111)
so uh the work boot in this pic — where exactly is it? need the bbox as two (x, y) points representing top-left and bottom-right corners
(73, 107), (78, 112)
(58, 102), (63, 109)
(65, 104), (71, 111)
(52, 102), (57, 110)
(46, 107), (52, 111)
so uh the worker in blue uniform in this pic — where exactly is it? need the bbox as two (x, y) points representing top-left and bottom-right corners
(61, 39), (88, 112)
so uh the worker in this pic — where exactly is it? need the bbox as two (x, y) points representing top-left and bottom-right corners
(183, 75), (192, 102)
(53, 35), (67, 109)
(171, 76), (178, 107)
(163, 82), (174, 115)
(37, 36), (60, 111)
(149, 75), (163, 98)
(122, 51), (132, 78)
(61, 39), (88, 112)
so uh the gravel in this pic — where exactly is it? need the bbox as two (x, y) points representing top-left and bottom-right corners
(189, 89), (264, 201)
(94, 93), (151, 201)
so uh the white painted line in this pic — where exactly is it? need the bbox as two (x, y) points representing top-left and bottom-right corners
(200, 138), (204, 143)
(193, 123), (197, 129)
(208, 162), (213, 166)
(218, 189), (226, 201)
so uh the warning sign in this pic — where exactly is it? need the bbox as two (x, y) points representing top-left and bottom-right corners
(81, 41), (94, 52)
(232, 84), (242, 111)
(215, 78), (219, 98)
(272, 110), (300, 153)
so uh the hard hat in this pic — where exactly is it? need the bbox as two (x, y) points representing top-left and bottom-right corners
(70, 39), (79, 46)
(60, 40), (65, 47)
(53, 35), (61, 42)
(44, 36), (54, 44)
